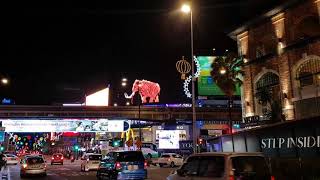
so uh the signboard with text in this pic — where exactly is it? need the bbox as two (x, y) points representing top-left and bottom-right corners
(0, 119), (130, 133)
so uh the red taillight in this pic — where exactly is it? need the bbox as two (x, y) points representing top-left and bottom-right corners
(51, 157), (54, 160)
(144, 161), (147, 169)
(115, 162), (121, 170)
(61, 157), (64, 160)
(271, 176), (275, 180)
(229, 175), (235, 180)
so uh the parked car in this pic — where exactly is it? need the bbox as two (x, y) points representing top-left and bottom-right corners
(167, 152), (274, 180)
(20, 155), (47, 177)
(51, 153), (64, 165)
(3, 154), (19, 165)
(152, 153), (184, 167)
(96, 151), (147, 180)
(80, 153), (102, 172)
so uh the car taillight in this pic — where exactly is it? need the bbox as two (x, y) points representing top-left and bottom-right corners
(229, 175), (235, 180)
(115, 162), (121, 170)
(52, 157), (54, 160)
(144, 161), (147, 169)
(61, 157), (64, 160)
(23, 164), (28, 169)
(271, 176), (275, 180)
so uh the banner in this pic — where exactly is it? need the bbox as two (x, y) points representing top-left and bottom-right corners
(1, 119), (130, 133)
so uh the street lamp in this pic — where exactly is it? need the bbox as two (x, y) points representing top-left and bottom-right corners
(1, 78), (8, 85)
(181, 3), (197, 154)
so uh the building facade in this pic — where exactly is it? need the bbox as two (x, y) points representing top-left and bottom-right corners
(229, 0), (320, 120)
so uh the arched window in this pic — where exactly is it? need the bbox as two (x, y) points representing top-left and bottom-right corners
(255, 72), (280, 117)
(256, 72), (280, 90)
(296, 58), (320, 87)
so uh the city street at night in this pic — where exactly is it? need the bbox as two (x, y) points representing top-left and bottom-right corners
(1, 0), (320, 179)
(0, 157), (175, 180)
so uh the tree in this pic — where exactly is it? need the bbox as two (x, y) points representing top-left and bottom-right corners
(210, 52), (244, 134)
(255, 86), (285, 122)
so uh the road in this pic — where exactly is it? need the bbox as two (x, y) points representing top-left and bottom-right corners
(0, 160), (176, 180)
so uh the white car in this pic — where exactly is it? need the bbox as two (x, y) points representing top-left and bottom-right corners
(155, 153), (184, 167)
(167, 152), (274, 180)
(80, 153), (102, 172)
(4, 154), (19, 165)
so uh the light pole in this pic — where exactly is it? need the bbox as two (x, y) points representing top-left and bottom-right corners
(181, 4), (197, 154)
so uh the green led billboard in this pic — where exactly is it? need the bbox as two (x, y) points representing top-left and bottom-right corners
(197, 56), (241, 96)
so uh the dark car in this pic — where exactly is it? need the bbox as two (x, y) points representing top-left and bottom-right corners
(51, 153), (64, 165)
(96, 151), (147, 180)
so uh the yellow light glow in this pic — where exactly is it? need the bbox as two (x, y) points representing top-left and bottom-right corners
(1, 78), (8, 85)
(181, 4), (191, 13)
(85, 87), (109, 106)
(219, 67), (226, 75)
(126, 102), (130, 106)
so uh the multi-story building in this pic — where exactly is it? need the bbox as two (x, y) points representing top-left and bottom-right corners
(229, 0), (320, 120)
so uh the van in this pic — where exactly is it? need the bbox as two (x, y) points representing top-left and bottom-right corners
(167, 152), (274, 180)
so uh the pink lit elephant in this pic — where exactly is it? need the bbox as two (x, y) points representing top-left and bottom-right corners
(124, 79), (160, 103)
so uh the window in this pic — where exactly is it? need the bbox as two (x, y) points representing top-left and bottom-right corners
(161, 154), (170, 158)
(114, 151), (145, 162)
(232, 156), (270, 180)
(256, 72), (279, 90)
(27, 157), (44, 164)
(296, 58), (320, 87)
(89, 155), (102, 160)
(180, 156), (225, 177)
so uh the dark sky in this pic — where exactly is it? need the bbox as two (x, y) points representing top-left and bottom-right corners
(0, 0), (285, 105)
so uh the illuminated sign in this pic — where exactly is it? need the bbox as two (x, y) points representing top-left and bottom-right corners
(124, 79), (160, 103)
(197, 56), (240, 96)
(85, 87), (109, 106)
(157, 130), (187, 149)
(1, 119), (129, 133)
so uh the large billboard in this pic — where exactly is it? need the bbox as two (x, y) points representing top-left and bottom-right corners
(86, 87), (109, 106)
(197, 56), (241, 96)
(1, 119), (130, 133)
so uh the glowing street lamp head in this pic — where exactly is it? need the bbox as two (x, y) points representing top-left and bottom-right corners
(1, 78), (8, 85)
(219, 67), (227, 75)
(181, 4), (191, 13)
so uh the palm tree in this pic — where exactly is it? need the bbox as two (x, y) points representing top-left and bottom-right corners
(210, 52), (244, 135)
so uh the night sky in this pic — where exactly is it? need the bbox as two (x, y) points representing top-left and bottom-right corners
(0, 0), (285, 105)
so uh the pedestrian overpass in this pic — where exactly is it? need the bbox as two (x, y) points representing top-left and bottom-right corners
(0, 105), (242, 123)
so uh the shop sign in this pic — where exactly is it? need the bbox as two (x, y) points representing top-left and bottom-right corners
(261, 136), (320, 149)
(179, 140), (193, 149)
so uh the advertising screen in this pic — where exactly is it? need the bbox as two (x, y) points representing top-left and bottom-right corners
(1, 119), (130, 133)
(197, 56), (241, 96)
(157, 130), (186, 149)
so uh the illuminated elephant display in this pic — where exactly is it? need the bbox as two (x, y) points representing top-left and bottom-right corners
(124, 79), (160, 103)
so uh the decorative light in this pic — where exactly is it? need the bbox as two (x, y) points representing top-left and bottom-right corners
(113, 103), (118, 107)
(126, 102), (130, 106)
(122, 78), (127, 82)
(183, 56), (201, 98)
(121, 82), (127, 87)
(176, 56), (191, 80)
